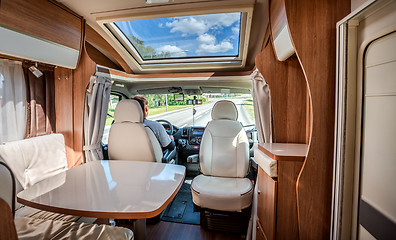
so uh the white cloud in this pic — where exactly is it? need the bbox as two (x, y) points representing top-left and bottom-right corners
(165, 12), (240, 36)
(166, 18), (207, 35)
(232, 27), (239, 35)
(158, 23), (164, 28)
(197, 33), (216, 45)
(197, 40), (233, 54)
(157, 45), (187, 57)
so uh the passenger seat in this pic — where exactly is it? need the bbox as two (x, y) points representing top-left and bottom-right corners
(191, 100), (253, 232)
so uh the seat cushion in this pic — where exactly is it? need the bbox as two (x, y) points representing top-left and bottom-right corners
(15, 206), (80, 222)
(0, 134), (68, 190)
(15, 217), (133, 240)
(191, 175), (253, 212)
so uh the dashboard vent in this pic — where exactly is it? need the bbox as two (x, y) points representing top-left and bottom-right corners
(182, 128), (188, 137)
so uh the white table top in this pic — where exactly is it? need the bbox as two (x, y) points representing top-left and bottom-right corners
(17, 160), (186, 219)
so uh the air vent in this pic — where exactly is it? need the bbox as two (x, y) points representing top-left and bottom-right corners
(182, 128), (188, 137)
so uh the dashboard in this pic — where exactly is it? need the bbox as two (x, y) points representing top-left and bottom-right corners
(160, 122), (256, 163)
(173, 126), (206, 162)
(189, 127), (204, 145)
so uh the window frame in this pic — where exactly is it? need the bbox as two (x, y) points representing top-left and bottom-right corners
(96, 6), (253, 72)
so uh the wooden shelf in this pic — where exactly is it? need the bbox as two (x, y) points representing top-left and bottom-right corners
(258, 143), (308, 162)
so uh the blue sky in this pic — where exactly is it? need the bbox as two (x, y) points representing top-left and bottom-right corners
(115, 12), (241, 59)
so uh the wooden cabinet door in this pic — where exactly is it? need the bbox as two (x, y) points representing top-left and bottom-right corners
(256, 220), (268, 240)
(257, 167), (277, 240)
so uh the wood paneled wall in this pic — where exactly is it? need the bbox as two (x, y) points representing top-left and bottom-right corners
(54, 67), (74, 167)
(0, 0), (83, 51)
(85, 24), (133, 74)
(255, 0), (350, 238)
(256, 27), (307, 240)
(284, 0), (350, 238)
(85, 42), (122, 71)
(256, 38), (307, 143)
(55, 45), (96, 168)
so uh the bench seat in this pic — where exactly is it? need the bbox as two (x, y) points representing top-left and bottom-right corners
(15, 216), (133, 240)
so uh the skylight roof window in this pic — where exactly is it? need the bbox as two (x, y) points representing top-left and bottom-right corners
(98, 6), (253, 72)
(114, 12), (241, 60)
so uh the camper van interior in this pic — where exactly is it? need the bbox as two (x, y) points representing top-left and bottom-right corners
(1, 0), (395, 239)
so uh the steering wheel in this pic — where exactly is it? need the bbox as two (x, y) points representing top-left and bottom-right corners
(156, 119), (174, 135)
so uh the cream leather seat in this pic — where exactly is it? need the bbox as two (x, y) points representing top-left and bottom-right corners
(108, 99), (163, 162)
(191, 100), (253, 212)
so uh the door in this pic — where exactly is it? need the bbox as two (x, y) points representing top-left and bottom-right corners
(358, 31), (396, 239)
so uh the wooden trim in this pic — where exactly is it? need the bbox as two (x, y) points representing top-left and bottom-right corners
(17, 170), (185, 219)
(76, 18), (86, 67)
(97, 66), (253, 79)
(0, 162), (16, 216)
(0, 198), (17, 240)
(0, 54), (26, 62)
(258, 144), (307, 162)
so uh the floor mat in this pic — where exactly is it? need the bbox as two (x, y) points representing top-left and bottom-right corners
(160, 178), (200, 225)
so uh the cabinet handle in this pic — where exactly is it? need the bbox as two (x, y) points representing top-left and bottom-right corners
(257, 189), (261, 195)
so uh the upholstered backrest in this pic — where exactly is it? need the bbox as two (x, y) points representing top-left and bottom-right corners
(0, 161), (15, 214)
(0, 134), (68, 191)
(108, 99), (162, 162)
(199, 101), (249, 178)
(211, 100), (238, 120)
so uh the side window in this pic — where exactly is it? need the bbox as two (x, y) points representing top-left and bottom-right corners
(102, 94), (121, 145)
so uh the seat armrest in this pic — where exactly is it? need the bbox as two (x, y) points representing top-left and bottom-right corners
(162, 148), (177, 163)
(187, 154), (199, 163)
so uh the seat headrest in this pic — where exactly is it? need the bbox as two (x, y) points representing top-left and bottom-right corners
(114, 99), (143, 123)
(211, 100), (238, 120)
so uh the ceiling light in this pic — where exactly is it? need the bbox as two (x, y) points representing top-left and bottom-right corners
(146, 0), (170, 4)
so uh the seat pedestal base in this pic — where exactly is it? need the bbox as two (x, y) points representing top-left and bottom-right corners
(195, 205), (251, 234)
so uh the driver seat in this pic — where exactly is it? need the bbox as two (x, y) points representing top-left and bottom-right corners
(108, 99), (163, 162)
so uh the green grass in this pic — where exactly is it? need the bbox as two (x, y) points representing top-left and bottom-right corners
(148, 105), (192, 116)
(105, 104), (194, 126)
(243, 99), (255, 119)
(105, 108), (115, 126)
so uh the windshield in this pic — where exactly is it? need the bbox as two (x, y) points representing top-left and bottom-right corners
(102, 93), (255, 145)
(145, 93), (255, 127)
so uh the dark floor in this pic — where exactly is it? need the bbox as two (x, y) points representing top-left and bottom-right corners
(147, 221), (245, 240)
(95, 219), (245, 240)
(160, 178), (200, 225)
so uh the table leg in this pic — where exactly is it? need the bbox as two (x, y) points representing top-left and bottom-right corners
(132, 219), (146, 240)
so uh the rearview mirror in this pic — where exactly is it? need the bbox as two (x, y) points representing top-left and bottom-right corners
(174, 93), (184, 101)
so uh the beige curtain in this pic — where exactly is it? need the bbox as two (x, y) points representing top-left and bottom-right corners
(0, 60), (26, 143)
(251, 68), (272, 144)
(83, 75), (112, 162)
(247, 68), (272, 240)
